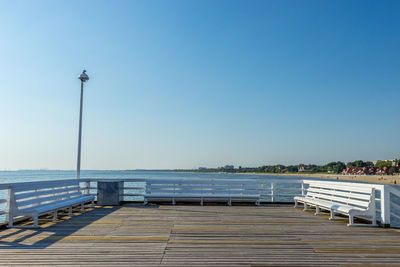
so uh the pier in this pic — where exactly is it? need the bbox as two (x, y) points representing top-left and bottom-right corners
(1, 204), (400, 265)
(1, 178), (400, 265)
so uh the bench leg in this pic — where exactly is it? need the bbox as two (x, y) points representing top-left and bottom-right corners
(303, 204), (309, 211)
(200, 198), (203, 206)
(347, 215), (354, 226)
(80, 203), (85, 212)
(144, 199), (148, 205)
(228, 199), (232, 206)
(8, 216), (13, 228)
(314, 206), (320, 215)
(91, 200), (95, 208)
(68, 206), (73, 216)
(172, 198), (175, 205)
(53, 210), (58, 221)
(294, 200), (298, 208)
(347, 214), (378, 227)
(329, 210), (335, 220)
(33, 215), (39, 227)
(371, 214), (377, 226)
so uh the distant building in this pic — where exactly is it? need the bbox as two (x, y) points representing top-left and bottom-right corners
(198, 167), (207, 170)
(224, 165), (234, 170)
(298, 165), (311, 172)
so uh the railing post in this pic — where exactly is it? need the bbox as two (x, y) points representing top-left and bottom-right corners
(84, 180), (90, 195)
(271, 183), (274, 202)
(380, 185), (391, 227)
(5, 187), (12, 223)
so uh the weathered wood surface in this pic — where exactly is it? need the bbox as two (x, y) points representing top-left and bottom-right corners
(0, 204), (400, 266)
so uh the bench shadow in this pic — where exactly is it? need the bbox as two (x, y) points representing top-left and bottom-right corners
(0, 205), (118, 249)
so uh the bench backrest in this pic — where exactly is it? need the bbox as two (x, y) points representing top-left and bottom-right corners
(146, 179), (261, 198)
(8, 180), (84, 211)
(303, 180), (375, 210)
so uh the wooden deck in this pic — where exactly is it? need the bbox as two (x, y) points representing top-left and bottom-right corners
(1, 204), (400, 266)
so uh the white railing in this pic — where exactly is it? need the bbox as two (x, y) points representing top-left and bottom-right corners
(0, 178), (399, 227)
(84, 178), (304, 203)
(389, 186), (400, 224)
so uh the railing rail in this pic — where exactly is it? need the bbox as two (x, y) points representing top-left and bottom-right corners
(0, 178), (398, 227)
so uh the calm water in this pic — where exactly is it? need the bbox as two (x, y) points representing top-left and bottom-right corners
(0, 169), (305, 183)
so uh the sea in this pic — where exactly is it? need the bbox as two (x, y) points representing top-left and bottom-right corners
(0, 169), (307, 183)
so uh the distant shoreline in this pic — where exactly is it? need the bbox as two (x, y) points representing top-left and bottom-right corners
(237, 172), (400, 185)
(0, 169), (399, 186)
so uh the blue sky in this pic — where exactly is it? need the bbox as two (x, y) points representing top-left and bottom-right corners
(0, 0), (399, 170)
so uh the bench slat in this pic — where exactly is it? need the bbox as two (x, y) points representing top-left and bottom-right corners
(306, 192), (370, 208)
(146, 194), (259, 198)
(15, 186), (81, 200)
(148, 184), (259, 189)
(148, 189), (260, 194)
(21, 195), (94, 213)
(17, 192), (83, 208)
(11, 180), (80, 192)
(145, 180), (261, 205)
(307, 187), (372, 201)
(146, 179), (259, 185)
(305, 183), (372, 194)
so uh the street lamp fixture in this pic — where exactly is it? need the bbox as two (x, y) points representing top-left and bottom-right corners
(77, 70), (89, 179)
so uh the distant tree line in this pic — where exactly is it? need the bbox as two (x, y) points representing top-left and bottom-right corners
(192, 160), (399, 175)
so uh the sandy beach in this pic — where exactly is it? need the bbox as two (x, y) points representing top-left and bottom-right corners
(239, 172), (400, 186)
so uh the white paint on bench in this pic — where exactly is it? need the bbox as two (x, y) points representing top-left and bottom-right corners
(294, 180), (377, 226)
(6, 180), (95, 228)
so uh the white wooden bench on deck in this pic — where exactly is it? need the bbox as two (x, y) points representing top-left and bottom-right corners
(6, 180), (95, 228)
(294, 180), (377, 226)
(144, 179), (261, 206)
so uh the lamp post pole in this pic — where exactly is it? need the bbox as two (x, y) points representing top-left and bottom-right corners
(77, 70), (89, 179)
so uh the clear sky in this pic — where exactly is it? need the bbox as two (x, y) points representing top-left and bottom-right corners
(0, 0), (399, 170)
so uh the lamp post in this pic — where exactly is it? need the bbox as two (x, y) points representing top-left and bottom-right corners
(77, 70), (89, 179)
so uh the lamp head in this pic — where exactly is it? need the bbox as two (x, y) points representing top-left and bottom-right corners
(78, 70), (89, 82)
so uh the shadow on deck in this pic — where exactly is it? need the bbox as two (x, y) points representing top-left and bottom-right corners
(0, 205), (117, 249)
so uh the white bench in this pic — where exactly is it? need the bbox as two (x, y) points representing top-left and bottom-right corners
(144, 179), (261, 206)
(6, 180), (95, 228)
(294, 180), (377, 226)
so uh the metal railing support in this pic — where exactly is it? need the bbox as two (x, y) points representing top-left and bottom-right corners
(380, 185), (391, 227)
(5, 187), (12, 223)
(84, 181), (90, 195)
(271, 183), (274, 202)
